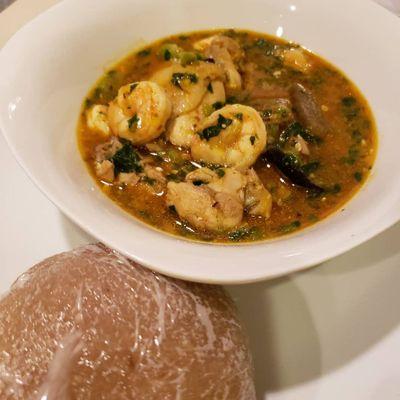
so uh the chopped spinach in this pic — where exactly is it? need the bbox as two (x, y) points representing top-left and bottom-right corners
(352, 129), (363, 143)
(111, 141), (143, 174)
(199, 114), (233, 141)
(354, 171), (363, 182)
(228, 226), (262, 241)
(329, 183), (342, 194)
(179, 51), (203, 66)
(278, 220), (301, 234)
(341, 145), (359, 165)
(215, 168), (225, 177)
(171, 72), (198, 89)
(129, 83), (138, 93)
(163, 49), (172, 60)
(226, 96), (238, 104)
(235, 113), (243, 120)
(207, 82), (213, 93)
(166, 173), (181, 182)
(84, 98), (93, 109)
(212, 101), (224, 111)
(137, 48), (151, 57)
(341, 96), (357, 107)
(142, 176), (156, 186)
(128, 114), (140, 131)
(308, 214), (318, 222)
(301, 161), (320, 175)
(254, 38), (276, 55)
(280, 122), (322, 145)
(341, 96), (360, 121)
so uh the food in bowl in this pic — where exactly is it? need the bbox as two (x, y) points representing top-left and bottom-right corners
(78, 29), (377, 243)
(0, 244), (255, 399)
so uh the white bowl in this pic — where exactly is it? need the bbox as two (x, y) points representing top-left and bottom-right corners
(1, 0), (400, 284)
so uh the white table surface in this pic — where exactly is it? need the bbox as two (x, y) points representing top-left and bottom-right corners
(1, 1), (400, 399)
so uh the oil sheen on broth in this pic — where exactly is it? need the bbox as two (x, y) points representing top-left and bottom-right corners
(78, 29), (377, 243)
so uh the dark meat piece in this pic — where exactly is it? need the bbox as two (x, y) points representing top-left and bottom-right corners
(263, 147), (324, 193)
(290, 83), (330, 136)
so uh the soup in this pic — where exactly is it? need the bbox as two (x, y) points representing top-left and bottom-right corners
(78, 29), (377, 243)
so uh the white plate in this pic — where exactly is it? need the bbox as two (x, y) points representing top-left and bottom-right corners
(1, 0), (400, 283)
(2, 2), (400, 398)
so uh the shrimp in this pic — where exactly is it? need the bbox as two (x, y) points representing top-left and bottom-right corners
(166, 167), (246, 232)
(194, 35), (243, 91)
(151, 62), (224, 116)
(244, 169), (272, 219)
(86, 105), (111, 137)
(191, 104), (267, 170)
(107, 81), (172, 145)
(167, 80), (226, 148)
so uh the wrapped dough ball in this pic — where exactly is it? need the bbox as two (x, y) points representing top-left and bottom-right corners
(0, 244), (255, 399)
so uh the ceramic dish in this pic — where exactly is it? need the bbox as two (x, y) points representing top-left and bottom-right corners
(0, 0), (400, 283)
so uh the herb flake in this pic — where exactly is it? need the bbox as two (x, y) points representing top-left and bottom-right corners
(171, 72), (198, 89)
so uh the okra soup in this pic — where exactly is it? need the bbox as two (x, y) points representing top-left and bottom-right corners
(78, 29), (377, 243)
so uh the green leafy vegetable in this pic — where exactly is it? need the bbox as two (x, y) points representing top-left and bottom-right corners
(254, 38), (276, 55)
(278, 220), (301, 234)
(128, 114), (140, 131)
(111, 141), (143, 174)
(250, 136), (256, 145)
(215, 168), (225, 177)
(129, 83), (138, 93)
(179, 51), (203, 66)
(329, 183), (341, 194)
(280, 122), (322, 145)
(308, 214), (318, 222)
(171, 72), (198, 89)
(354, 171), (363, 182)
(212, 101), (224, 111)
(341, 96), (360, 121)
(352, 129), (363, 143)
(199, 114), (233, 141)
(228, 226), (262, 241)
(142, 176), (156, 185)
(235, 113), (243, 120)
(226, 96), (238, 104)
(341, 145), (359, 165)
(137, 48), (151, 57)
(341, 96), (356, 107)
(301, 161), (320, 175)
(207, 82), (213, 93)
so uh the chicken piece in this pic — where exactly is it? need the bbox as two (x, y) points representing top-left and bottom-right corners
(166, 167), (246, 232)
(117, 172), (140, 186)
(244, 169), (272, 219)
(282, 48), (312, 73)
(194, 35), (243, 91)
(94, 160), (114, 182)
(93, 136), (122, 162)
